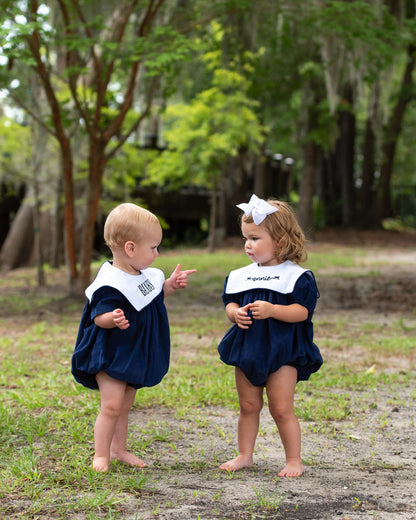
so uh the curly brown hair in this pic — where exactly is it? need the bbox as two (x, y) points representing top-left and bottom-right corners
(241, 199), (307, 264)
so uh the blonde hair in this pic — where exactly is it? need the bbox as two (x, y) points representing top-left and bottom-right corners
(242, 199), (307, 264)
(104, 203), (160, 251)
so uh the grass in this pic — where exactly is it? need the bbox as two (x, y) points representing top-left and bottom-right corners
(0, 244), (415, 518)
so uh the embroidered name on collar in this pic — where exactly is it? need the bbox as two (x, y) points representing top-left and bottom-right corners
(247, 275), (280, 282)
(138, 279), (155, 296)
(225, 261), (308, 295)
(85, 262), (165, 311)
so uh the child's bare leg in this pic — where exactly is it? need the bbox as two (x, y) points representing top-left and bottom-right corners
(110, 385), (146, 468)
(266, 366), (304, 477)
(220, 368), (263, 472)
(94, 372), (127, 473)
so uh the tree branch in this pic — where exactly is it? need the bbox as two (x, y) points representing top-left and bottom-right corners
(105, 74), (159, 161)
(104, 0), (165, 141)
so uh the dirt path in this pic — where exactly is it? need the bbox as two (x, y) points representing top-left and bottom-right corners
(122, 384), (415, 520)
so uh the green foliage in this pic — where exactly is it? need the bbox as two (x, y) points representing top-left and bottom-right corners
(146, 68), (265, 190)
(239, 0), (406, 158)
(104, 143), (157, 199)
(0, 0), (416, 254)
(0, 2), (196, 154)
(141, 27), (195, 76)
(0, 116), (32, 183)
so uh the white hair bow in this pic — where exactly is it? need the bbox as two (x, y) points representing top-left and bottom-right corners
(236, 194), (278, 225)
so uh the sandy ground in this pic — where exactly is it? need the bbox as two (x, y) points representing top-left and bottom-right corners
(120, 395), (415, 520)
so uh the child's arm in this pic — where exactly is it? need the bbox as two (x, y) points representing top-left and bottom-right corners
(225, 302), (253, 330)
(164, 263), (197, 297)
(248, 301), (308, 323)
(94, 308), (130, 329)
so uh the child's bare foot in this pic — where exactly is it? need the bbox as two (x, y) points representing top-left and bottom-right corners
(219, 455), (253, 472)
(278, 460), (304, 477)
(110, 450), (147, 468)
(93, 456), (109, 473)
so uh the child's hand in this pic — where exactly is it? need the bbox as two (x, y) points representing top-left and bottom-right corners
(248, 301), (274, 320)
(168, 263), (197, 290)
(234, 304), (253, 329)
(112, 308), (130, 330)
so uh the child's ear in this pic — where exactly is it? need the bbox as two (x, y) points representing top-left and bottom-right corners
(124, 241), (135, 257)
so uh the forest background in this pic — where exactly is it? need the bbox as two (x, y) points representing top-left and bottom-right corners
(0, 0), (416, 295)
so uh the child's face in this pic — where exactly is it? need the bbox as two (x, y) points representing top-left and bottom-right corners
(241, 221), (278, 266)
(129, 222), (163, 272)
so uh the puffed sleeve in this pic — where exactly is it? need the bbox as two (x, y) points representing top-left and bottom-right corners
(290, 271), (319, 314)
(90, 287), (126, 320)
(221, 276), (242, 306)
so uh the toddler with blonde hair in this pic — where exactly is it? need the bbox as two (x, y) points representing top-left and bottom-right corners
(72, 203), (196, 473)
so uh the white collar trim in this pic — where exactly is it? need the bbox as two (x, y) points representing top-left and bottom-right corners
(225, 261), (308, 294)
(85, 261), (165, 311)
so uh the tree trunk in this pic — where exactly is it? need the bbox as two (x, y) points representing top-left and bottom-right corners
(32, 128), (46, 286)
(317, 151), (338, 226)
(31, 117), (50, 285)
(297, 140), (320, 238)
(28, 13), (78, 292)
(50, 173), (64, 268)
(298, 84), (323, 236)
(336, 85), (355, 226)
(28, 69), (50, 285)
(77, 140), (107, 294)
(359, 104), (377, 226)
(0, 192), (34, 272)
(60, 139), (78, 293)
(219, 152), (251, 238)
(377, 43), (416, 221)
(253, 152), (266, 199)
(207, 189), (217, 253)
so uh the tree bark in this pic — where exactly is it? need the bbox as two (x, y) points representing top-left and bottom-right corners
(336, 85), (355, 226)
(298, 140), (320, 238)
(0, 192), (34, 272)
(207, 189), (217, 253)
(30, 74), (49, 286)
(31, 124), (46, 286)
(27, 6), (78, 290)
(253, 152), (266, 199)
(360, 107), (377, 226)
(50, 174), (64, 268)
(77, 139), (107, 293)
(377, 43), (416, 220)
